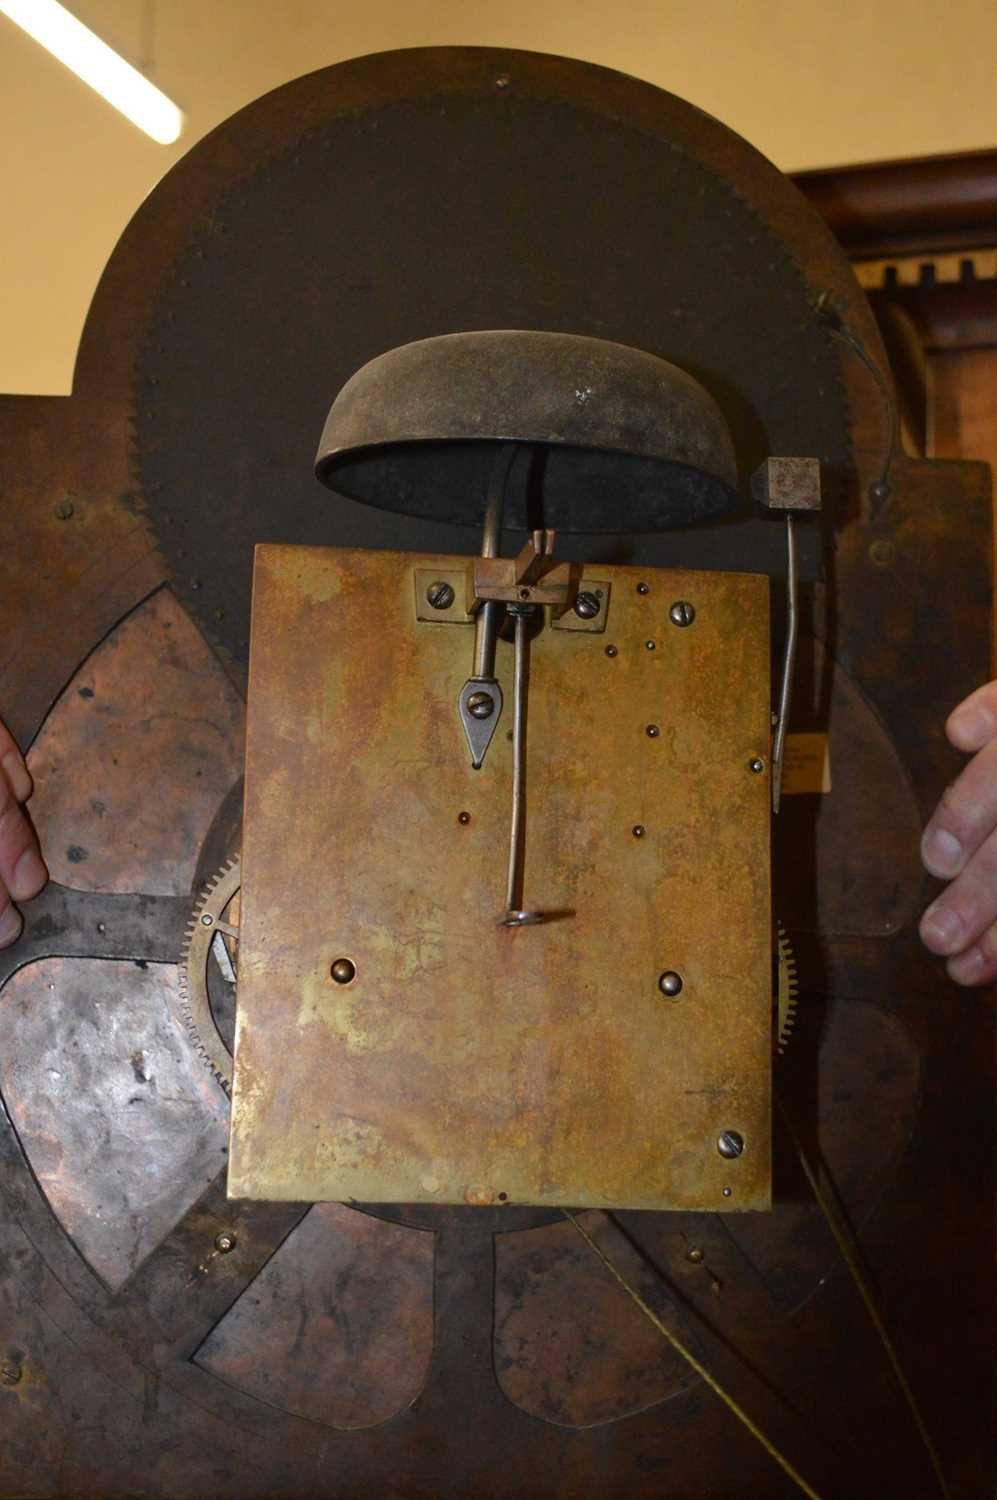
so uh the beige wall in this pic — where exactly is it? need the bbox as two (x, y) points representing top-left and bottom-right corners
(3, 0), (996, 395)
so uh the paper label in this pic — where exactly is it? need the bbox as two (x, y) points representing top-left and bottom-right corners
(782, 733), (831, 795)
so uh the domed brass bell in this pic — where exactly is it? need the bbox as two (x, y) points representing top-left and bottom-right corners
(315, 329), (738, 532)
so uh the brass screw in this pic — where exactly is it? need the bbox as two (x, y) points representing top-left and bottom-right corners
(0, 1361), (22, 1386)
(331, 958), (356, 985)
(426, 581), (455, 610)
(214, 1231), (237, 1254)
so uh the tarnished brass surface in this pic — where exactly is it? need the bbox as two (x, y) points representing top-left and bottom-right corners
(230, 545), (771, 1210)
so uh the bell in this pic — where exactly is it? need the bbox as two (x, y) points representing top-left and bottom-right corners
(315, 329), (738, 532)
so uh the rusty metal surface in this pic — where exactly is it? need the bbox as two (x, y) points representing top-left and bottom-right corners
(315, 331), (738, 531)
(0, 43), (992, 1500)
(195, 1202), (434, 1428)
(27, 588), (245, 895)
(0, 957), (228, 1290)
(494, 1209), (698, 1425)
(231, 546), (771, 1210)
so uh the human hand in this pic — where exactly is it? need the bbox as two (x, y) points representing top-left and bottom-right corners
(920, 681), (997, 985)
(0, 720), (48, 948)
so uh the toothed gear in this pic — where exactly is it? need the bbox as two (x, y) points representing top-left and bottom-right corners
(776, 924), (798, 1056)
(179, 856), (241, 1093)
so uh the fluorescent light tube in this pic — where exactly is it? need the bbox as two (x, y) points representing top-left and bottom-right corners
(0, 0), (183, 144)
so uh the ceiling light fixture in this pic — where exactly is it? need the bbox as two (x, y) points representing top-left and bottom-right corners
(0, 0), (183, 144)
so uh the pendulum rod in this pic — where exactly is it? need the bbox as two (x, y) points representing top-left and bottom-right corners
(501, 604), (539, 924)
(563, 1210), (824, 1500)
(473, 443), (517, 679)
(458, 443), (519, 770)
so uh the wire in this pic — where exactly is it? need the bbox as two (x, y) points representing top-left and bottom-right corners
(774, 1093), (952, 1500)
(563, 1210), (824, 1500)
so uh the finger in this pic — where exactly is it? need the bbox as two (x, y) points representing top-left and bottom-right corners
(0, 769), (47, 902)
(920, 822), (997, 956)
(0, 888), (22, 950)
(921, 734), (997, 878)
(946, 918), (997, 987)
(0, 720), (31, 803)
(947, 680), (997, 753)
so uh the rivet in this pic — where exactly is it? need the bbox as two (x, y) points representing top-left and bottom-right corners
(749, 757), (765, 774)
(636, 582), (650, 595)
(605, 644), (618, 658)
(200, 913), (213, 926)
(518, 588), (531, 600)
(722, 1186), (733, 1198)
(658, 970), (683, 997)
(331, 958), (356, 985)
(54, 500), (74, 520)
(214, 1230), (237, 1254)
(869, 479), (891, 505)
(645, 640), (656, 651)
(426, 580), (455, 610)
(495, 72), (511, 88)
(574, 591), (600, 619)
(632, 824), (646, 838)
(686, 1246), (704, 1263)
(646, 724), (660, 738)
(669, 600), (696, 628)
(717, 1130), (744, 1159)
(457, 811), (471, 825)
(0, 1361), (22, 1386)
(467, 690), (495, 720)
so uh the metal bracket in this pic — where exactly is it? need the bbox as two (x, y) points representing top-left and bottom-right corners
(414, 568), (475, 624)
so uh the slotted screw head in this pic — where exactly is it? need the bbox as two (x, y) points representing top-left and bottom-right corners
(669, 600), (695, 627)
(573, 591), (600, 619)
(0, 1361), (21, 1386)
(717, 1131), (744, 1159)
(426, 580), (455, 610)
(467, 691), (495, 720)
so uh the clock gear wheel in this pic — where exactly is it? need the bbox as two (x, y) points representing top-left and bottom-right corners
(776, 923), (798, 1056)
(178, 855), (241, 1095)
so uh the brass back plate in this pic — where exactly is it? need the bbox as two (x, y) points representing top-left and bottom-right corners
(230, 546), (771, 1210)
